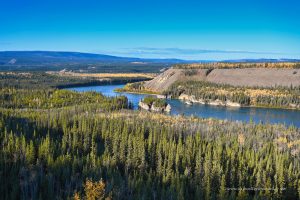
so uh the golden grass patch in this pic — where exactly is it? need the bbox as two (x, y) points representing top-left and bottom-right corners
(48, 71), (156, 79)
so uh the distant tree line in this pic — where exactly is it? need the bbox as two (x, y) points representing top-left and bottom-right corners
(0, 72), (149, 89)
(173, 62), (300, 69)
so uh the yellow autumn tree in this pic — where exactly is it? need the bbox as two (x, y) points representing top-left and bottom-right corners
(73, 179), (106, 200)
(84, 179), (106, 200)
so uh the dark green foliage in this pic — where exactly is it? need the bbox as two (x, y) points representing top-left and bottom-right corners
(184, 69), (198, 76)
(1, 107), (300, 199)
(142, 96), (167, 107)
(0, 88), (129, 110)
(124, 81), (145, 90)
(0, 74), (300, 200)
(165, 80), (300, 108)
(115, 81), (159, 94)
(115, 81), (146, 93)
(230, 92), (251, 105)
(205, 68), (214, 76)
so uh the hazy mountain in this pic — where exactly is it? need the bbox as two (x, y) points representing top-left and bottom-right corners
(0, 51), (299, 72)
(0, 51), (186, 65)
(0, 51), (189, 72)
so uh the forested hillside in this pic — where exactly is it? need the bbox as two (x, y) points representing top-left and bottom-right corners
(164, 80), (300, 109)
(0, 72), (300, 199)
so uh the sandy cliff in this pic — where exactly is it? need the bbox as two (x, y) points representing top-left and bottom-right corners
(207, 68), (300, 87)
(143, 68), (300, 92)
(143, 68), (208, 91)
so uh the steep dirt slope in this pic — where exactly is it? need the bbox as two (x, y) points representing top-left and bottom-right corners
(143, 68), (208, 91)
(207, 68), (300, 87)
(143, 68), (300, 92)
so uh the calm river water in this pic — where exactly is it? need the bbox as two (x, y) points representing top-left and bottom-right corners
(68, 84), (300, 127)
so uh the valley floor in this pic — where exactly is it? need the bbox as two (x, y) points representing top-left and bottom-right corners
(1, 71), (300, 200)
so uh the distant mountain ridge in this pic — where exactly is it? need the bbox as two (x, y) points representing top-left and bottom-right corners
(0, 51), (188, 72)
(0, 51), (299, 72)
(0, 51), (185, 65)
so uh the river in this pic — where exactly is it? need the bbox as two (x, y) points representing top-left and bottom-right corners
(68, 84), (300, 127)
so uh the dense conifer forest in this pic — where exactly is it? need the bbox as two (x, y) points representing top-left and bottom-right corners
(1, 72), (300, 199)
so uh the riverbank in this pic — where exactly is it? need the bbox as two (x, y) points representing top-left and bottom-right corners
(164, 80), (300, 110)
(114, 88), (159, 95)
(116, 83), (300, 110)
(177, 93), (300, 110)
(138, 96), (171, 112)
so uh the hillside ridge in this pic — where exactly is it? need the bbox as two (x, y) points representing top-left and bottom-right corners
(143, 67), (300, 92)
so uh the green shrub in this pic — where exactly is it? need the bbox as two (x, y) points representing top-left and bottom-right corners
(142, 96), (166, 107)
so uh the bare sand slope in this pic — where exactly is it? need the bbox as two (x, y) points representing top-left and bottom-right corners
(144, 68), (208, 91)
(144, 69), (183, 91)
(143, 68), (300, 92)
(207, 68), (300, 87)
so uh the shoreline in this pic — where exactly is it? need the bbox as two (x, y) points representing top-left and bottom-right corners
(114, 88), (160, 95)
(115, 88), (300, 111)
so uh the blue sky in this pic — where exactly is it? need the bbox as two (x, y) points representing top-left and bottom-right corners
(0, 0), (300, 60)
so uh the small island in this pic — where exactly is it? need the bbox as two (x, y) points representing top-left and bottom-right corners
(139, 96), (171, 112)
